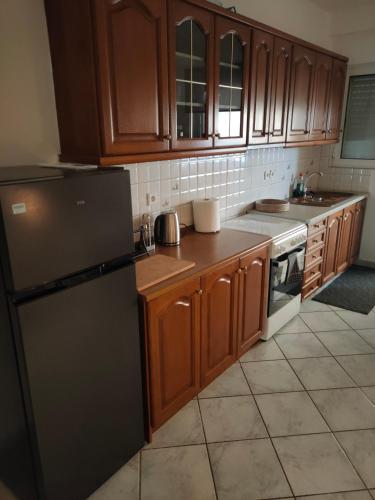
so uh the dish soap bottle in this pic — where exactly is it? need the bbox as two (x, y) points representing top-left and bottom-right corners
(297, 173), (305, 197)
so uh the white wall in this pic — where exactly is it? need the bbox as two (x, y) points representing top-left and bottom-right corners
(0, 0), (59, 166)
(321, 5), (375, 264)
(221, 0), (332, 49)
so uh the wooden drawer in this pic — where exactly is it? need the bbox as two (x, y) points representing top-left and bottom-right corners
(304, 261), (322, 285)
(302, 275), (321, 300)
(308, 219), (326, 235)
(305, 244), (325, 269)
(306, 230), (326, 252)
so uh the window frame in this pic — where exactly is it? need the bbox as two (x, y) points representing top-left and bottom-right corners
(332, 63), (375, 169)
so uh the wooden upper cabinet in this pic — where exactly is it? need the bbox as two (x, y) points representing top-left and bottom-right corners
(322, 210), (342, 284)
(268, 37), (292, 144)
(201, 259), (239, 387)
(94, 0), (170, 155)
(214, 17), (250, 147)
(168, 0), (214, 150)
(309, 53), (332, 141)
(147, 277), (201, 430)
(326, 58), (347, 141)
(287, 45), (316, 143)
(336, 205), (355, 273)
(237, 246), (269, 357)
(248, 30), (274, 144)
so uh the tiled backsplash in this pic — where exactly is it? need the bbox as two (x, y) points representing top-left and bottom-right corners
(124, 145), (328, 236)
(317, 146), (373, 193)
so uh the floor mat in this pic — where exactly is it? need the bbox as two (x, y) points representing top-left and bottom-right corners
(313, 265), (375, 314)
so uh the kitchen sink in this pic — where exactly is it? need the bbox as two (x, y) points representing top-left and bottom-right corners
(290, 191), (354, 207)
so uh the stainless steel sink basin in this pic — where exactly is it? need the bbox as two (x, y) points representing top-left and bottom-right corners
(290, 191), (354, 207)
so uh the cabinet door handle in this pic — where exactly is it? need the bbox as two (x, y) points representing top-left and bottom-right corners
(215, 133), (221, 138)
(163, 134), (172, 140)
(196, 289), (203, 295)
(304, 130), (310, 134)
(328, 129), (333, 134)
(237, 269), (242, 275)
(242, 266), (248, 274)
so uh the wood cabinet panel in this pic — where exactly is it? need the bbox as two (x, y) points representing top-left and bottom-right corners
(306, 230), (326, 252)
(168, 0), (215, 150)
(302, 275), (321, 300)
(201, 260), (239, 387)
(237, 246), (269, 357)
(214, 17), (250, 147)
(326, 59), (347, 141)
(350, 200), (366, 264)
(147, 277), (201, 429)
(322, 211), (342, 284)
(336, 205), (355, 273)
(94, 0), (170, 155)
(248, 30), (274, 144)
(268, 37), (292, 144)
(309, 54), (332, 141)
(287, 45), (316, 143)
(305, 244), (325, 269)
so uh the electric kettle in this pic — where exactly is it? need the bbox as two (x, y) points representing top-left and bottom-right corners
(154, 210), (180, 246)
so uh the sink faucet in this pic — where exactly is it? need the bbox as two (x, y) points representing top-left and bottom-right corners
(304, 171), (324, 196)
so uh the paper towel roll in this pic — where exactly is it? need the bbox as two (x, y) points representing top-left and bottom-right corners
(193, 198), (220, 233)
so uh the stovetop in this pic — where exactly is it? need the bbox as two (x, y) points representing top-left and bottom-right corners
(223, 212), (306, 240)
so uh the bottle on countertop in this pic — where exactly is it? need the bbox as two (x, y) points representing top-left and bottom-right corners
(296, 173), (305, 197)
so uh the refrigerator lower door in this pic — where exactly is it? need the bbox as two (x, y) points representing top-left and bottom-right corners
(0, 297), (37, 500)
(14, 264), (145, 500)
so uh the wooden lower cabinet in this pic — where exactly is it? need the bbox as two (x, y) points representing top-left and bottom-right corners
(336, 205), (356, 273)
(350, 200), (366, 264)
(201, 259), (239, 388)
(146, 277), (201, 430)
(302, 199), (366, 299)
(143, 243), (270, 431)
(237, 247), (270, 357)
(322, 210), (342, 284)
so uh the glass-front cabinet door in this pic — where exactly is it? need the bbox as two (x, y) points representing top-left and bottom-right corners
(214, 18), (250, 147)
(169, 1), (214, 150)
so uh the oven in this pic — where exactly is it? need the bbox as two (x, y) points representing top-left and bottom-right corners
(268, 244), (306, 317)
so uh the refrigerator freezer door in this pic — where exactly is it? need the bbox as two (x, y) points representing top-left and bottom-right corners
(14, 264), (144, 500)
(0, 170), (134, 292)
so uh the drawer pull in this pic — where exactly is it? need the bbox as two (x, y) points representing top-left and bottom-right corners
(312, 255), (318, 259)
(313, 239), (319, 244)
(197, 289), (203, 295)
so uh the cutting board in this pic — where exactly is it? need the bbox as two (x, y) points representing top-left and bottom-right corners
(136, 254), (196, 292)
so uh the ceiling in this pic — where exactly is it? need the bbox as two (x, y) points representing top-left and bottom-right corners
(310, 0), (375, 11)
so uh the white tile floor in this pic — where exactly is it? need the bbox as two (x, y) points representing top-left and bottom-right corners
(89, 302), (375, 500)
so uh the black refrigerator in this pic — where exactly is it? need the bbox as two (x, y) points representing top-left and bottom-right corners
(0, 166), (145, 500)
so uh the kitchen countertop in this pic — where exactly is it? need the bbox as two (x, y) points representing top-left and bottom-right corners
(253, 193), (368, 225)
(137, 228), (271, 301)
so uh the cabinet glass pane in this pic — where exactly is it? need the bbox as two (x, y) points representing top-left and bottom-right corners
(176, 20), (207, 139)
(218, 33), (244, 138)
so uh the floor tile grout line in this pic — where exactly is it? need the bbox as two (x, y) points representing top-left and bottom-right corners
(331, 431), (369, 491)
(307, 317), (375, 354)
(309, 329), (375, 366)
(332, 353), (375, 389)
(196, 397), (219, 500)
(139, 427), (375, 451)
(238, 360), (296, 498)
(306, 329), (374, 388)
(281, 354), (372, 490)
(331, 307), (375, 334)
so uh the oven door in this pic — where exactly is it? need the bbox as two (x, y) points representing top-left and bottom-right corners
(268, 245), (305, 317)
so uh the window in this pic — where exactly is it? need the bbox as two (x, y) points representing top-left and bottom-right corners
(341, 74), (375, 161)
